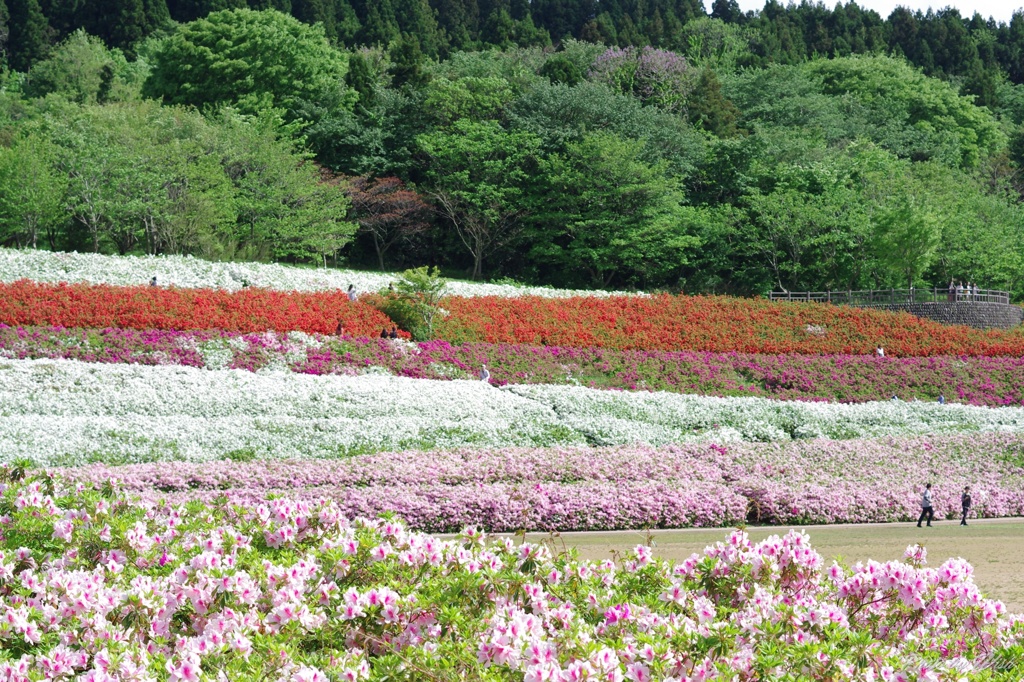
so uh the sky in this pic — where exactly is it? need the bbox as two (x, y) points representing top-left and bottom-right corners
(727, 0), (1022, 23)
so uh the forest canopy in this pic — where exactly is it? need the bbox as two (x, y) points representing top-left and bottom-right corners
(1, 2), (1024, 298)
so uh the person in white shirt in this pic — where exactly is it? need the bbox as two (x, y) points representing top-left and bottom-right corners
(917, 483), (934, 527)
(876, 346), (885, 357)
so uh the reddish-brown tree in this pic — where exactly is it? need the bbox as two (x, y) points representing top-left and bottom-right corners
(342, 176), (432, 271)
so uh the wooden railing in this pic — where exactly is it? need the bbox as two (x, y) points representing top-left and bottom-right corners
(769, 288), (1011, 306)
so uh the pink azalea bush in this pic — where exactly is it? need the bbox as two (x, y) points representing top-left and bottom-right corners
(0, 466), (1021, 681)
(59, 433), (1024, 532)
(5, 325), (1024, 406)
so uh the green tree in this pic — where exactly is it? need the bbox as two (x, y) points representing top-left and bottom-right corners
(344, 50), (378, 111)
(165, 0), (246, 23)
(41, 101), (236, 257)
(0, 1), (9, 70)
(678, 17), (752, 71)
(374, 265), (448, 339)
(216, 111), (356, 262)
(392, 0), (442, 57)
(357, 0), (398, 45)
(101, 0), (147, 52)
(418, 118), (541, 279)
(7, 0), (50, 72)
(538, 54), (583, 85)
(871, 194), (940, 289)
(48, 105), (131, 253)
(388, 32), (430, 89)
(24, 30), (117, 103)
(806, 55), (1004, 168)
(423, 75), (514, 125)
(686, 67), (741, 137)
(527, 131), (696, 288)
(715, 141), (900, 294)
(911, 162), (1024, 297)
(743, 181), (869, 293)
(292, 0), (360, 43)
(507, 81), (707, 178)
(432, 0), (479, 51)
(0, 134), (68, 249)
(143, 9), (353, 116)
(152, 147), (237, 258)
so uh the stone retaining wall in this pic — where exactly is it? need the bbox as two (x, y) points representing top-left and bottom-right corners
(865, 302), (1023, 330)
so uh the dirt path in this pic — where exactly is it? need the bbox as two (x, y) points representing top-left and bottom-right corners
(521, 519), (1024, 613)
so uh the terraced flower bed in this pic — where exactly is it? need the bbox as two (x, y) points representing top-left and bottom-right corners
(429, 293), (1024, 355)
(0, 280), (399, 337)
(5, 325), (1024, 405)
(0, 467), (1021, 681)
(6, 276), (1024, 356)
(62, 433), (1024, 532)
(8, 358), (1024, 466)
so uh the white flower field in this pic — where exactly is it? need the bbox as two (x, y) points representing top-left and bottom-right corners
(0, 247), (635, 298)
(4, 358), (1024, 465)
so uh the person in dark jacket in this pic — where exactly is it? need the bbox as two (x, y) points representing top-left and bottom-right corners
(961, 486), (972, 526)
(389, 327), (398, 339)
(917, 483), (934, 527)
(380, 328), (389, 339)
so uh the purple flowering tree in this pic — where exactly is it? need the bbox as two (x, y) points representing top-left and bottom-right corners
(588, 46), (697, 113)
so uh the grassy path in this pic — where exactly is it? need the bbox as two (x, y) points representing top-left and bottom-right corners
(521, 519), (1024, 613)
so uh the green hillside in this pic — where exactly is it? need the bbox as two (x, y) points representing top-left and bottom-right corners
(1, 3), (1024, 296)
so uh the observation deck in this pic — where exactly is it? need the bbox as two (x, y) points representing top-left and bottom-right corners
(769, 288), (1021, 329)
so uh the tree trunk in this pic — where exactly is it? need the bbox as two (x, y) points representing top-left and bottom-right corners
(472, 248), (483, 280)
(373, 233), (386, 272)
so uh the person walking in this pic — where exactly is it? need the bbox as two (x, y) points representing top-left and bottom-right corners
(479, 365), (491, 382)
(947, 279), (956, 303)
(961, 486), (972, 526)
(347, 284), (357, 302)
(876, 346), (885, 358)
(956, 281), (964, 301)
(917, 483), (935, 527)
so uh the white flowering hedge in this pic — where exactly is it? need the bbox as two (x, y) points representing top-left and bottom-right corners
(5, 358), (1024, 466)
(0, 248), (635, 298)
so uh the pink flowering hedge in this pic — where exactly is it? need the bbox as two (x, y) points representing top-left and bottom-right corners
(6, 324), (1024, 406)
(59, 433), (1024, 533)
(0, 467), (1022, 681)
